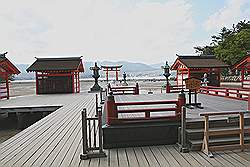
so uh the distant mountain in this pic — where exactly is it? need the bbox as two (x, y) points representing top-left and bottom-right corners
(15, 64), (34, 80)
(14, 61), (163, 80)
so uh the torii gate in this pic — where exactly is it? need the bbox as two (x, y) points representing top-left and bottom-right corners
(101, 65), (122, 82)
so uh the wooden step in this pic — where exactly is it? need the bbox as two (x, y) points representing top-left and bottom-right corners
(186, 126), (250, 140)
(189, 136), (250, 151)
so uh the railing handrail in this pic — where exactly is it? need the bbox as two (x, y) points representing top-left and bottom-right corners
(200, 110), (249, 117)
(199, 88), (249, 96)
(115, 100), (178, 106)
(201, 85), (249, 92)
(117, 107), (177, 113)
(111, 86), (137, 89)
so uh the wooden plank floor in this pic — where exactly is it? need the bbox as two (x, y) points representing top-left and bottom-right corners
(1, 93), (250, 167)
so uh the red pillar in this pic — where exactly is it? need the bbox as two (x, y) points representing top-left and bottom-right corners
(5, 74), (9, 99)
(241, 68), (244, 88)
(105, 94), (117, 125)
(72, 73), (75, 93)
(35, 72), (38, 94)
(116, 67), (118, 81)
(248, 94), (250, 111)
(135, 83), (139, 95)
(176, 70), (179, 86)
(79, 72), (80, 92)
(106, 69), (109, 83)
(181, 70), (184, 87)
(177, 92), (186, 116)
(217, 70), (221, 87)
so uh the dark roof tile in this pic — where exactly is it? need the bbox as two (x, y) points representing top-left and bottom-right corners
(172, 55), (229, 69)
(26, 57), (84, 72)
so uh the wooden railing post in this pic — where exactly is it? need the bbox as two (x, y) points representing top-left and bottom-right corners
(107, 83), (111, 94)
(180, 106), (188, 153)
(95, 94), (98, 116)
(239, 112), (244, 151)
(225, 89), (229, 97)
(105, 93), (117, 125)
(177, 91), (186, 116)
(80, 108), (88, 160)
(145, 111), (150, 118)
(202, 115), (212, 157)
(248, 95), (250, 111)
(97, 107), (106, 157)
(135, 83), (139, 95)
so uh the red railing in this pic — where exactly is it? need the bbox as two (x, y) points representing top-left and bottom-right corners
(105, 93), (186, 125)
(108, 83), (139, 95)
(0, 85), (8, 99)
(200, 86), (249, 101)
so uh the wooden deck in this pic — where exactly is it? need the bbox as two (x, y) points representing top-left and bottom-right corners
(0, 93), (250, 166)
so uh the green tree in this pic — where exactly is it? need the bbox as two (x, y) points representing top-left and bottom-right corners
(194, 20), (250, 66)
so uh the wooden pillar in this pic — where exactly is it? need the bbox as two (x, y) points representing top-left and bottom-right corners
(239, 113), (244, 151)
(115, 67), (118, 81)
(217, 70), (221, 87)
(248, 94), (250, 111)
(202, 116), (209, 155)
(5, 74), (9, 99)
(106, 69), (109, 83)
(241, 67), (244, 88)
(176, 69), (179, 86)
(77, 72), (80, 93)
(72, 73), (75, 93)
(105, 94), (117, 125)
(75, 72), (77, 93)
(188, 69), (190, 78)
(35, 72), (38, 94)
(181, 70), (184, 87)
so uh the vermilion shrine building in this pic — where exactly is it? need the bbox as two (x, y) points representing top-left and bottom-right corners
(234, 52), (250, 89)
(27, 57), (84, 94)
(0, 53), (20, 99)
(171, 55), (229, 87)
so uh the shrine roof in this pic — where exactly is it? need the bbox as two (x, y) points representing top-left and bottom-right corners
(0, 53), (21, 74)
(233, 52), (250, 69)
(171, 55), (229, 70)
(26, 57), (84, 72)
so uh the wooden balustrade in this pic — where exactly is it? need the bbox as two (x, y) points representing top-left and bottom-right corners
(200, 86), (249, 101)
(80, 108), (106, 160)
(108, 83), (139, 95)
(200, 110), (250, 157)
(105, 93), (186, 125)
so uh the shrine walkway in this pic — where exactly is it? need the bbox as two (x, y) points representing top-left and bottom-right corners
(0, 93), (249, 167)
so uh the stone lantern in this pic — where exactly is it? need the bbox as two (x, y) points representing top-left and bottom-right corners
(162, 61), (171, 93)
(89, 62), (102, 92)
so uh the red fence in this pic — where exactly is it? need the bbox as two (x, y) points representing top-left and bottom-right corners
(108, 83), (139, 95)
(105, 93), (186, 125)
(199, 86), (249, 101)
(0, 81), (9, 99)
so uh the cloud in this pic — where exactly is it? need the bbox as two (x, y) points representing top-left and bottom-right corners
(204, 0), (250, 32)
(0, 0), (195, 64)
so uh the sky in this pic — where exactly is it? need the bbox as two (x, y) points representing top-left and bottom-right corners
(0, 0), (249, 64)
